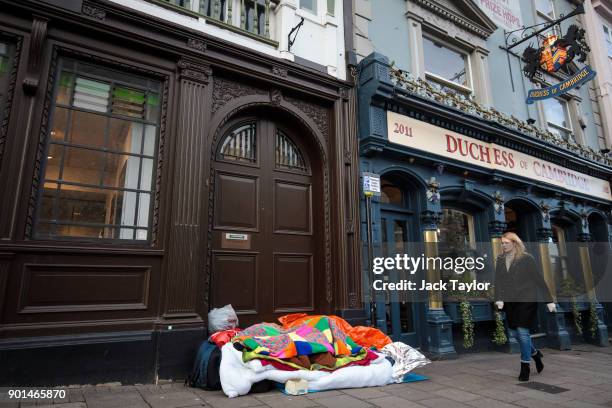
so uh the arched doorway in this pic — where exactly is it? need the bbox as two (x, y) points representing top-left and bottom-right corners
(506, 199), (548, 336)
(378, 172), (423, 346)
(210, 113), (324, 326)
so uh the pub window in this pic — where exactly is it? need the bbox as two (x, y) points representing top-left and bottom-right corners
(535, 0), (558, 37)
(0, 40), (16, 126)
(439, 209), (476, 257)
(300, 0), (316, 14)
(326, 0), (335, 16)
(422, 36), (472, 98)
(380, 178), (403, 205)
(275, 129), (307, 172)
(603, 25), (612, 58)
(542, 97), (572, 140)
(219, 123), (257, 163)
(34, 58), (161, 241)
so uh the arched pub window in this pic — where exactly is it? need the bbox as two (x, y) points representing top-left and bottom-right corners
(438, 208), (477, 281)
(33, 58), (162, 241)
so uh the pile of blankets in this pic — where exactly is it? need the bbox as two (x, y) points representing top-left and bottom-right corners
(218, 314), (429, 398)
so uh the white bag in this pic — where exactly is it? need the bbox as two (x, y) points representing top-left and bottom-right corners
(208, 304), (239, 333)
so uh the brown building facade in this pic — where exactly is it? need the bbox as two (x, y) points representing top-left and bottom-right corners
(0, 0), (363, 385)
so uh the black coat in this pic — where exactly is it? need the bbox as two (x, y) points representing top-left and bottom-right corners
(494, 252), (553, 329)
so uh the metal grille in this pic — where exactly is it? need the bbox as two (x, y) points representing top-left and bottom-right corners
(275, 130), (307, 172)
(219, 123), (257, 163)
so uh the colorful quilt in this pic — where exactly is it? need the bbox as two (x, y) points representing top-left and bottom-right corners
(232, 316), (367, 370)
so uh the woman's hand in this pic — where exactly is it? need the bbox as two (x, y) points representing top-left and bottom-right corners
(495, 301), (504, 310)
(546, 303), (557, 313)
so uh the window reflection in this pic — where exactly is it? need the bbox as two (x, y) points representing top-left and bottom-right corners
(35, 58), (161, 241)
(423, 36), (469, 95)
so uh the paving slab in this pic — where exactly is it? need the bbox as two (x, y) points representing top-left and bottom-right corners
(144, 391), (206, 408)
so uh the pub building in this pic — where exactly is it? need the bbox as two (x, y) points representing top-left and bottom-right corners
(357, 52), (612, 357)
(0, 0), (365, 385)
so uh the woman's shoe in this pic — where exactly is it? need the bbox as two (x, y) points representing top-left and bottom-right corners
(532, 350), (544, 373)
(519, 362), (530, 381)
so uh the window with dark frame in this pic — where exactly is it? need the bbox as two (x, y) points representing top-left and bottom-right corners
(34, 58), (162, 242)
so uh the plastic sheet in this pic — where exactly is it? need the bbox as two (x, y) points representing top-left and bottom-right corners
(208, 304), (239, 333)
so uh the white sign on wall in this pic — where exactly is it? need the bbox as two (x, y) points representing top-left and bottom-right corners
(387, 111), (612, 201)
(475, 0), (523, 32)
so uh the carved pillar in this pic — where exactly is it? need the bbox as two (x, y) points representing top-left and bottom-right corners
(334, 85), (364, 324)
(469, 48), (492, 107)
(405, 12), (425, 79)
(162, 60), (212, 321)
(421, 207), (456, 359)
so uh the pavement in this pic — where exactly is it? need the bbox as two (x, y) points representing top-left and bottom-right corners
(2, 343), (612, 408)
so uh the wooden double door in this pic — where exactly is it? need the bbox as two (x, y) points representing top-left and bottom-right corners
(210, 117), (323, 326)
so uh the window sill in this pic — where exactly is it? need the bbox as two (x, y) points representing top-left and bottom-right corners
(145, 0), (200, 18)
(203, 16), (279, 48)
(296, 8), (324, 26)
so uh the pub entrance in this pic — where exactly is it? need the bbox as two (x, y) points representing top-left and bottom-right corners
(210, 114), (324, 326)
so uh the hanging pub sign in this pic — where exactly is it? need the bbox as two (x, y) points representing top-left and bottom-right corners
(521, 22), (596, 104)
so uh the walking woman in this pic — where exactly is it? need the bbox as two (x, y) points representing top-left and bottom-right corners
(494, 232), (556, 381)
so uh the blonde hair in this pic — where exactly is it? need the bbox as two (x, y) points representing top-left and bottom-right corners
(502, 232), (526, 259)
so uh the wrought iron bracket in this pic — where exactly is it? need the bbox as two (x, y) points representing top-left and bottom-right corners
(288, 16), (304, 52)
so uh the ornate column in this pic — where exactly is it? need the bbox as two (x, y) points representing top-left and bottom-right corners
(421, 179), (456, 358)
(405, 11), (425, 80)
(577, 219), (609, 347)
(161, 59), (212, 323)
(488, 193), (518, 353)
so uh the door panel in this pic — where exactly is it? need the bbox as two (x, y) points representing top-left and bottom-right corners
(211, 252), (258, 314)
(273, 253), (314, 312)
(214, 172), (259, 230)
(274, 181), (312, 234)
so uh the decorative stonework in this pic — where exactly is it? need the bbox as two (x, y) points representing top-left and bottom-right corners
(340, 87), (349, 100)
(211, 77), (267, 114)
(541, 201), (551, 223)
(488, 221), (507, 238)
(82, 3), (106, 20)
(23, 16), (48, 95)
(426, 177), (440, 203)
(0, 33), (22, 168)
(580, 208), (589, 229)
(537, 227), (553, 242)
(187, 38), (206, 52)
(151, 80), (169, 246)
(344, 150), (352, 164)
(272, 66), (288, 78)
(25, 47), (57, 238)
(493, 191), (505, 215)
(284, 95), (329, 142)
(421, 210), (442, 230)
(348, 292), (358, 308)
(270, 88), (282, 106)
(178, 59), (212, 84)
(409, 0), (493, 40)
(389, 66), (612, 168)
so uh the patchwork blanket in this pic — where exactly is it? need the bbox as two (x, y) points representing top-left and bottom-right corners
(232, 316), (367, 370)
